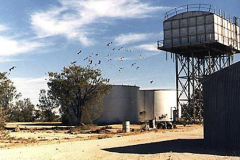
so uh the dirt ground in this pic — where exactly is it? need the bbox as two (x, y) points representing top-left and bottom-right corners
(0, 123), (239, 160)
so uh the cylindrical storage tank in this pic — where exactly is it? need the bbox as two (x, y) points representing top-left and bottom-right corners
(139, 89), (180, 122)
(94, 85), (139, 125)
(138, 90), (154, 122)
(122, 121), (130, 133)
(153, 90), (179, 122)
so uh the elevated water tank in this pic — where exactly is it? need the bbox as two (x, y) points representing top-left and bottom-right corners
(160, 4), (240, 55)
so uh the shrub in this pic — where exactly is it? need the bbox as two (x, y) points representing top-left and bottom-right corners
(0, 106), (9, 140)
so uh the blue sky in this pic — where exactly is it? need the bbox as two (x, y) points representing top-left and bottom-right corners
(0, 0), (239, 105)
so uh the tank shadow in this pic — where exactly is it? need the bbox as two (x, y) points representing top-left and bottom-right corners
(103, 139), (240, 157)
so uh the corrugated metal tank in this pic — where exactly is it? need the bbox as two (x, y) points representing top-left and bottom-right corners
(94, 85), (139, 125)
(163, 11), (240, 50)
(139, 90), (180, 122)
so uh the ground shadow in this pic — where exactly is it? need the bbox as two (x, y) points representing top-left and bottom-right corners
(103, 139), (240, 157)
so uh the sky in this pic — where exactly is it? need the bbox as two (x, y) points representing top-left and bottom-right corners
(0, 0), (239, 105)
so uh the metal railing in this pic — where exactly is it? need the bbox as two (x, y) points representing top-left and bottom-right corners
(164, 4), (239, 25)
(164, 4), (215, 20)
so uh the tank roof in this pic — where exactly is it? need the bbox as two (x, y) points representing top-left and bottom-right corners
(164, 4), (239, 24)
(111, 84), (140, 88)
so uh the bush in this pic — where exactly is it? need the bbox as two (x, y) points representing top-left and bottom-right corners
(0, 106), (9, 139)
(0, 107), (6, 130)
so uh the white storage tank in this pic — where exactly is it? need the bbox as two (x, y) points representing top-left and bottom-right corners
(94, 85), (139, 125)
(153, 90), (179, 122)
(139, 89), (180, 122)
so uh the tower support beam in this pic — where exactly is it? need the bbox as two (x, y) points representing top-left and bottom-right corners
(176, 51), (234, 122)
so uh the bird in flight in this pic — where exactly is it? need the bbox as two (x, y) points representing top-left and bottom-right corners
(77, 50), (82, 54)
(119, 69), (123, 73)
(89, 60), (93, 64)
(71, 61), (76, 65)
(118, 47), (123, 51)
(118, 57), (124, 61)
(9, 66), (16, 71)
(136, 67), (140, 70)
(150, 80), (153, 84)
(131, 63), (136, 66)
(98, 60), (101, 65)
(107, 42), (113, 46)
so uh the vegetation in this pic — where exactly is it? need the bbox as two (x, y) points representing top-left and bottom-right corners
(0, 106), (6, 130)
(0, 72), (20, 110)
(8, 98), (35, 122)
(47, 65), (111, 125)
(0, 72), (20, 136)
(37, 89), (59, 122)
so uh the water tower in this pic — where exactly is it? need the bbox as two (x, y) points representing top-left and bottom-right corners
(158, 4), (240, 122)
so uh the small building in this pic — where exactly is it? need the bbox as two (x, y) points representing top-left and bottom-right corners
(201, 61), (240, 150)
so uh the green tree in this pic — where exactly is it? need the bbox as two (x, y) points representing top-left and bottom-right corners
(48, 65), (111, 125)
(0, 72), (20, 138)
(33, 109), (42, 121)
(0, 72), (20, 110)
(9, 98), (35, 122)
(37, 89), (59, 122)
(0, 72), (20, 126)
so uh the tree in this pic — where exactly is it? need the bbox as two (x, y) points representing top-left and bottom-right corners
(9, 98), (35, 122)
(0, 72), (20, 124)
(48, 65), (111, 125)
(37, 89), (59, 122)
(0, 72), (20, 110)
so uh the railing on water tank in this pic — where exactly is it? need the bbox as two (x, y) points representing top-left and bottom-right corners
(164, 4), (239, 26)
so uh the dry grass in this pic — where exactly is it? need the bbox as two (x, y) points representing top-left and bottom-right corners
(0, 123), (199, 149)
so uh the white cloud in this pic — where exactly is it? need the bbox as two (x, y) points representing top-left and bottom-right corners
(114, 33), (150, 45)
(0, 24), (8, 32)
(134, 43), (159, 52)
(0, 36), (44, 56)
(31, 0), (168, 46)
(0, 23), (46, 57)
(11, 77), (48, 105)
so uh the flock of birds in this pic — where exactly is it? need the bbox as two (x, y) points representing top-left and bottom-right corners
(5, 42), (154, 84)
(72, 41), (154, 84)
